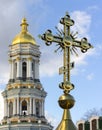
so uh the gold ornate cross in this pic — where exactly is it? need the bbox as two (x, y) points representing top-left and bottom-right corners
(39, 12), (93, 94)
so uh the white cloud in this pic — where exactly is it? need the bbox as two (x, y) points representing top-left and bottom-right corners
(57, 11), (91, 38)
(71, 48), (95, 75)
(0, 0), (50, 124)
(0, 2), (93, 80)
(87, 73), (94, 80)
(45, 111), (59, 129)
(87, 5), (99, 11)
(94, 44), (102, 57)
(0, 90), (4, 123)
(73, 47), (95, 65)
(57, 23), (63, 32)
(40, 49), (63, 77)
(56, 11), (91, 39)
(0, 63), (9, 85)
(71, 11), (91, 39)
(0, 0), (49, 83)
(0, 0), (26, 85)
(40, 43), (95, 77)
(25, 0), (46, 5)
(39, 10), (93, 77)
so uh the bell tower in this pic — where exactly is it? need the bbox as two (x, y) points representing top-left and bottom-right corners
(0, 18), (53, 130)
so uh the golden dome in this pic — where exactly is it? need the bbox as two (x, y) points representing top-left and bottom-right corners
(12, 18), (36, 45)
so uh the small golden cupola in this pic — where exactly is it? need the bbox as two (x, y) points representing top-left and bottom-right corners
(12, 18), (36, 45)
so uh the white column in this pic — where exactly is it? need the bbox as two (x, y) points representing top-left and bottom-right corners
(15, 98), (17, 114)
(4, 99), (6, 117)
(29, 60), (32, 78)
(35, 60), (39, 79)
(13, 98), (17, 115)
(27, 60), (29, 78)
(40, 101), (42, 116)
(16, 58), (21, 78)
(27, 100), (29, 115)
(9, 60), (12, 79)
(20, 60), (22, 78)
(20, 100), (22, 115)
(4, 99), (7, 117)
(33, 98), (35, 115)
(8, 102), (9, 117)
(42, 100), (45, 116)
(9, 60), (14, 79)
(17, 97), (19, 115)
(11, 61), (13, 79)
(6, 100), (8, 117)
(13, 98), (15, 115)
(27, 57), (32, 78)
(97, 118), (99, 129)
(30, 97), (32, 115)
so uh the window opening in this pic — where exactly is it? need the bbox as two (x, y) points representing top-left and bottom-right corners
(22, 62), (27, 80)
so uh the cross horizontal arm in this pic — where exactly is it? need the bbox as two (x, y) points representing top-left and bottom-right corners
(39, 33), (62, 42)
(72, 38), (93, 53)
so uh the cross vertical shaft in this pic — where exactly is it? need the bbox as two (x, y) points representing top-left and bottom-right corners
(39, 12), (93, 130)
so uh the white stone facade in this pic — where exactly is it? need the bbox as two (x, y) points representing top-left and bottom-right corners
(8, 43), (40, 82)
(0, 18), (53, 130)
(77, 116), (102, 130)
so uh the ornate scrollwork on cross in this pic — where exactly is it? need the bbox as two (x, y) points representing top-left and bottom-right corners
(39, 12), (93, 94)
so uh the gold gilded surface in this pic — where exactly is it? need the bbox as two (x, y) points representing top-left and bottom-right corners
(8, 98), (14, 103)
(7, 83), (34, 88)
(16, 57), (21, 61)
(19, 97), (29, 101)
(40, 12), (93, 130)
(12, 18), (36, 45)
(58, 94), (75, 109)
(56, 109), (77, 130)
(27, 57), (33, 61)
(40, 12), (93, 94)
(8, 59), (12, 63)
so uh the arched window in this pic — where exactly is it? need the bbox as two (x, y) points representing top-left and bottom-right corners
(22, 62), (27, 80)
(9, 102), (13, 117)
(78, 123), (83, 130)
(22, 100), (27, 111)
(14, 63), (17, 79)
(22, 100), (27, 115)
(36, 101), (40, 117)
(92, 119), (97, 130)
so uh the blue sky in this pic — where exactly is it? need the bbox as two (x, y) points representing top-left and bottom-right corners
(0, 0), (102, 129)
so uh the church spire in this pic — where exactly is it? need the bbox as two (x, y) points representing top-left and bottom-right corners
(0, 17), (53, 130)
